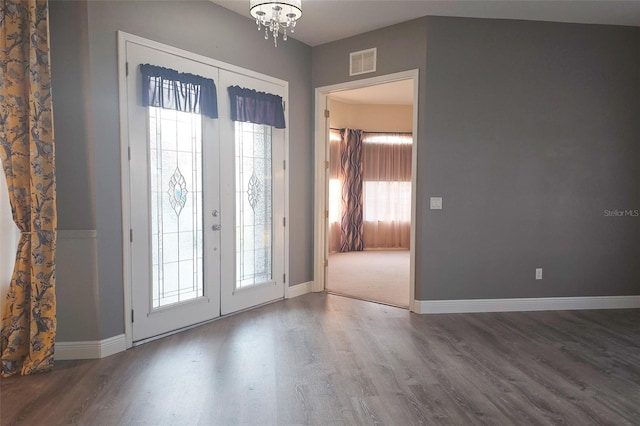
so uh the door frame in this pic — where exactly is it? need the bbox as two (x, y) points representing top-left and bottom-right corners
(117, 31), (290, 349)
(313, 70), (419, 311)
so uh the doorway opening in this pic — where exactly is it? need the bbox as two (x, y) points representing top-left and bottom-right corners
(314, 71), (419, 311)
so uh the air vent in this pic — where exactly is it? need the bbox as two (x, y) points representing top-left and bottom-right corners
(350, 48), (377, 76)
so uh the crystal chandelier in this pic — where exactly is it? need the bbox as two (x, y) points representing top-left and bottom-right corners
(250, 0), (302, 47)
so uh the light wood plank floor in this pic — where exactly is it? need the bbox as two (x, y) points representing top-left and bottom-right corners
(1, 293), (639, 425)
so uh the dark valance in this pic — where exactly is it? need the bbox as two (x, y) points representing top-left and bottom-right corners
(140, 64), (218, 118)
(227, 86), (286, 129)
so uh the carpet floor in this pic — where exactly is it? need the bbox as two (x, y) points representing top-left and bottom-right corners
(327, 250), (410, 307)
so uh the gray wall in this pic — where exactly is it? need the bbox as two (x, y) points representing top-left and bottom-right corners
(50, 1), (95, 230)
(422, 17), (639, 299)
(50, 0), (313, 340)
(313, 17), (640, 300)
(50, 1), (101, 341)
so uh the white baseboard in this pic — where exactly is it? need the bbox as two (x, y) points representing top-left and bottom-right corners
(413, 295), (640, 314)
(287, 281), (314, 299)
(55, 334), (127, 360)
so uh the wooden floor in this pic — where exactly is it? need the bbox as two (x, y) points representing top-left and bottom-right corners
(1, 293), (639, 425)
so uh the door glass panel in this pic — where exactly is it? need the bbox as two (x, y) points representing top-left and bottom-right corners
(149, 106), (204, 308)
(235, 122), (272, 289)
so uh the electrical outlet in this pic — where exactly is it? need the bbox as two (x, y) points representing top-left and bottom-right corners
(535, 268), (543, 280)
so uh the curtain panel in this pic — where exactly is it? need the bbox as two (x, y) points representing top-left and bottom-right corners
(140, 64), (218, 118)
(0, 0), (58, 376)
(362, 133), (412, 249)
(227, 86), (285, 129)
(339, 129), (364, 252)
(328, 129), (341, 253)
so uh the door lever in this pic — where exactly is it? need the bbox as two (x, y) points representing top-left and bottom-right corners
(211, 224), (222, 231)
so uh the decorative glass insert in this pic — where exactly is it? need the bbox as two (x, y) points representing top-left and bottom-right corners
(235, 121), (273, 289)
(168, 167), (188, 216)
(149, 105), (204, 308)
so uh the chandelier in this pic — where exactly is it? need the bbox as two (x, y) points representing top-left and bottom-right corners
(250, 0), (302, 47)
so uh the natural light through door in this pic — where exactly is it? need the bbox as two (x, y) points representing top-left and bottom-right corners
(149, 106), (204, 308)
(235, 122), (273, 289)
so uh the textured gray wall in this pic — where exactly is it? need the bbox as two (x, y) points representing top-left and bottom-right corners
(50, 0), (313, 340)
(50, 1), (95, 230)
(313, 17), (640, 300)
(422, 17), (640, 300)
(50, 1), (101, 341)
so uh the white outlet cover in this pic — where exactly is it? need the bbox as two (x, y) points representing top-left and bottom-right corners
(430, 197), (443, 210)
(535, 268), (543, 280)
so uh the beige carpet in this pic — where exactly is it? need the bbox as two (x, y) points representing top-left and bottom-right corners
(327, 250), (410, 308)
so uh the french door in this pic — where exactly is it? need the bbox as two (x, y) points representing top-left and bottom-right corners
(218, 71), (286, 315)
(124, 38), (286, 342)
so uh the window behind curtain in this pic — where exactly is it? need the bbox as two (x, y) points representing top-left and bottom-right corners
(362, 133), (412, 249)
(328, 129), (343, 253)
(0, 170), (19, 318)
(328, 130), (412, 252)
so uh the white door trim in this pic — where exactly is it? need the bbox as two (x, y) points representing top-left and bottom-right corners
(117, 31), (290, 349)
(313, 70), (419, 311)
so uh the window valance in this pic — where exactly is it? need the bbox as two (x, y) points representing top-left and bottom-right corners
(227, 86), (286, 129)
(140, 64), (218, 118)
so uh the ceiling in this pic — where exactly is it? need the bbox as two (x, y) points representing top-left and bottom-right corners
(329, 80), (414, 105)
(210, 0), (640, 47)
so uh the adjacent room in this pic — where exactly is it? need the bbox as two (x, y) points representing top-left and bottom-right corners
(1, 0), (639, 424)
(326, 80), (414, 308)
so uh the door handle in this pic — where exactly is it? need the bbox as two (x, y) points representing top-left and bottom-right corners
(211, 224), (222, 231)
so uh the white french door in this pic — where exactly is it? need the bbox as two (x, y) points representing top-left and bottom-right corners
(126, 42), (221, 342)
(123, 38), (286, 343)
(218, 71), (286, 315)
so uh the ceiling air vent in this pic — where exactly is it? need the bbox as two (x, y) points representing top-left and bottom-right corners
(350, 48), (377, 76)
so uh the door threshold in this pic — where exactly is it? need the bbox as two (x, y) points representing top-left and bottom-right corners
(325, 290), (409, 310)
(132, 297), (285, 347)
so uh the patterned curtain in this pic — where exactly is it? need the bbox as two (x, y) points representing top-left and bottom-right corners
(0, 0), (57, 377)
(339, 129), (364, 252)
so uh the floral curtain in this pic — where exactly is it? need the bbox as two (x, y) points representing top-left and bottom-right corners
(227, 86), (286, 129)
(0, 0), (57, 377)
(140, 64), (219, 119)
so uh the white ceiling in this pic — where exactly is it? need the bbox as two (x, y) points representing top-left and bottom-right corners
(329, 79), (414, 105)
(210, 0), (640, 47)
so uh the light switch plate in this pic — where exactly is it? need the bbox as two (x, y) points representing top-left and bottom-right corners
(430, 197), (443, 210)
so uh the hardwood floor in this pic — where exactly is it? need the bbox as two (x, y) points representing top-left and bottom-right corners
(1, 293), (639, 425)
